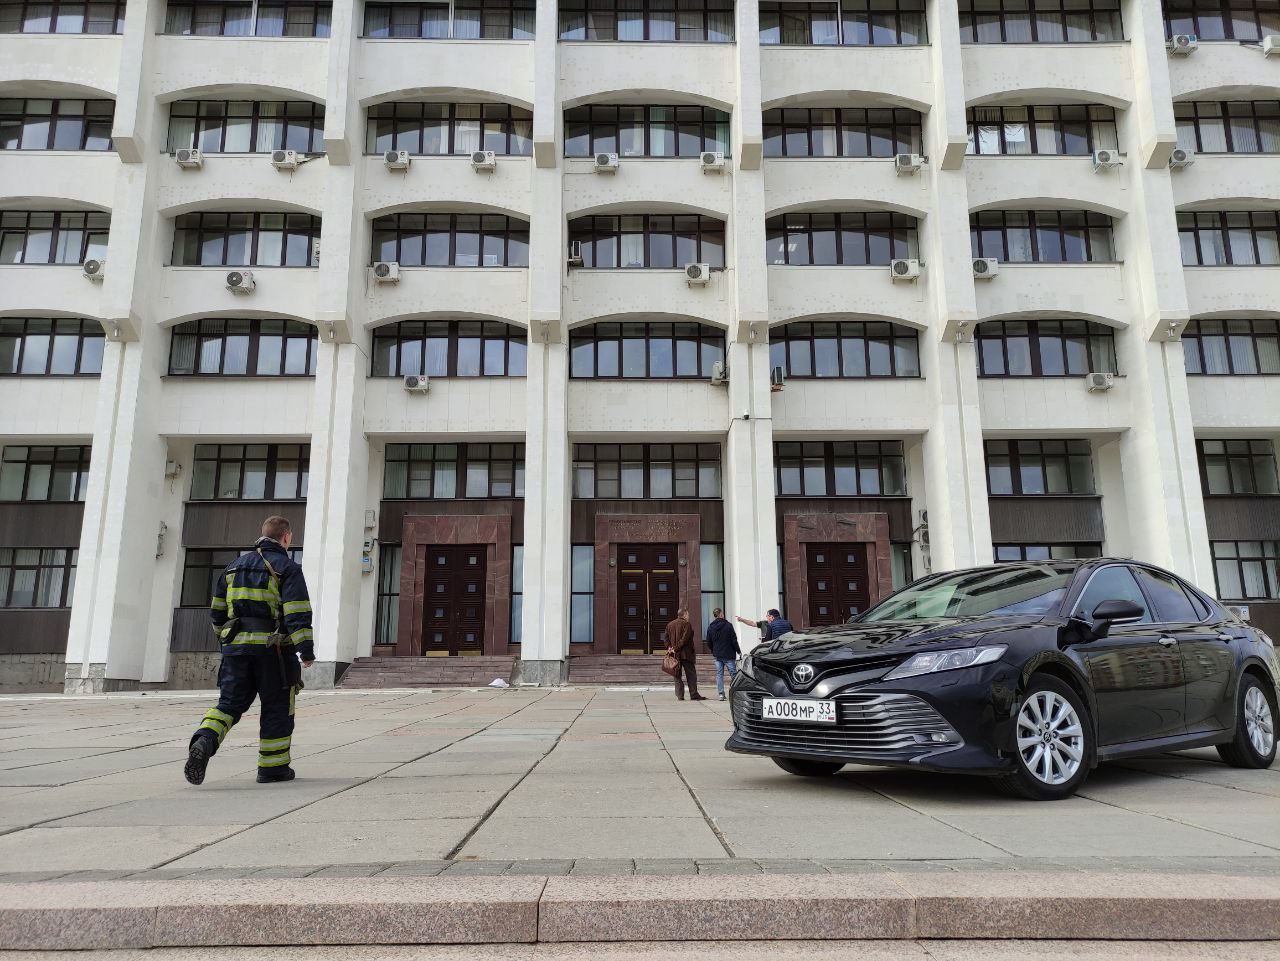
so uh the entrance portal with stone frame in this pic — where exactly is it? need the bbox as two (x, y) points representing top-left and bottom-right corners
(782, 513), (895, 628)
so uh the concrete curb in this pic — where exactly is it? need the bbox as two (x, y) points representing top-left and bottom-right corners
(1, 873), (1277, 949)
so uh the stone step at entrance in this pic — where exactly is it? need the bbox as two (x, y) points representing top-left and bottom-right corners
(337, 656), (517, 688)
(567, 654), (721, 686)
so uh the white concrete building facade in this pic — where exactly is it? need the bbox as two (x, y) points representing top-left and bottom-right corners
(1, 0), (1278, 692)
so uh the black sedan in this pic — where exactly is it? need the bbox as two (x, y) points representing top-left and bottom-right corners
(725, 559), (1278, 799)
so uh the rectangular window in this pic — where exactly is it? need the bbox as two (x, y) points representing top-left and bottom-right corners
(170, 212), (320, 267)
(1212, 541), (1280, 600)
(1163, 2), (1280, 41)
(958, 0), (1123, 42)
(0, 318), (104, 376)
(189, 444), (309, 500)
(760, 0), (927, 44)
(984, 439), (1095, 495)
(371, 320), (527, 377)
(167, 100), (325, 154)
(1182, 320), (1280, 376)
(509, 544), (523, 644)
(0, 446), (91, 502)
(180, 548), (241, 607)
(1178, 211), (1280, 266)
(774, 440), (908, 496)
(572, 443), (720, 499)
(374, 543), (401, 645)
(970, 210), (1115, 263)
(766, 211), (919, 265)
(994, 543), (1104, 562)
(769, 321), (920, 378)
(0, 210), (109, 265)
(890, 542), (913, 589)
(1197, 439), (1280, 495)
(163, 1), (332, 37)
(976, 320), (1117, 376)
(1175, 100), (1280, 155)
(383, 443), (524, 499)
(372, 213), (528, 267)
(365, 0), (533, 38)
(567, 215), (725, 269)
(0, 1), (126, 33)
(366, 102), (533, 155)
(0, 98), (114, 151)
(570, 322), (724, 378)
(965, 104), (1118, 156)
(763, 106), (923, 158)
(0, 547), (78, 608)
(167, 319), (317, 376)
(564, 104), (730, 158)
(699, 543), (725, 635)
(559, 0), (734, 41)
(570, 544), (594, 644)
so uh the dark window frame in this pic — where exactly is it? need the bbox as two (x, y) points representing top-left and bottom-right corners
(568, 214), (726, 269)
(0, 210), (110, 265)
(774, 439), (908, 497)
(769, 320), (921, 378)
(383, 442), (526, 499)
(766, 211), (919, 265)
(1211, 540), (1280, 601)
(0, 547), (78, 608)
(0, 98), (114, 151)
(371, 212), (529, 267)
(189, 443), (310, 501)
(558, 0), (735, 42)
(162, 1), (333, 37)
(1197, 439), (1280, 495)
(1182, 319), (1280, 376)
(984, 438), (1095, 495)
(374, 542), (401, 643)
(958, 0), (1124, 43)
(975, 319), (1118, 377)
(572, 442), (722, 499)
(570, 543), (594, 644)
(1175, 100), (1280, 154)
(564, 104), (731, 158)
(363, 0), (536, 39)
(763, 106), (923, 158)
(969, 209), (1117, 263)
(759, 0), (928, 46)
(166, 100), (325, 154)
(994, 543), (1103, 562)
(0, 445), (92, 503)
(372, 320), (528, 377)
(180, 545), (302, 607)
(0, 1), (125, 33)
(171, 211), (321, 267)
(1178, 210), (1280, 266)
(366, 102), (533, 156)
(966, 104), (1119, 156)
(569, 321), (726, 379)
(0, 318), (105, 376)
(167, 318), (318, 377)
(1163, 0), (1280, 41)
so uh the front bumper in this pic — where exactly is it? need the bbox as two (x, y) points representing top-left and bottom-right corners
(725, 665), (1017, 775)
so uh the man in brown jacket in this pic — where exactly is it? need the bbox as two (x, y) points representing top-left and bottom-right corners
(665, 608), (706, 701)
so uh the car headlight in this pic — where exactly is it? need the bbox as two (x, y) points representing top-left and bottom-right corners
(883, 645), (1007, 681)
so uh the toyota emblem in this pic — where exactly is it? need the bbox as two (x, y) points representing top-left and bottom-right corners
(792, 664), (815, 685)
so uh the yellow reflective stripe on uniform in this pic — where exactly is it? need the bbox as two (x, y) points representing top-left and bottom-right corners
(211, 597), (227, 610)
(258, 753), (291, 767)
(289, 628), (313, 645)
(259, 736), (291, 751)
(226, 587), (278, 604)
(283, 600), (311, 615)
(206, 708), (235, 725)
(225, 632), (275, 645)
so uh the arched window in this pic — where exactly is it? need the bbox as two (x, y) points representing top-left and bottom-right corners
(0, 211), (109, 264)
(168, 319), (318, 376)
(570, 321), (725, 378)
(564, 105), (729, 158)
(366, 103), (532, 156)
(167, 101), (325, 154)
(171, 212), (320, 266)
(1182, 319), (1280, 375)
(568, 215), (725, 268)
(970, 210), (1114, 263)
(0, 99), (114, 151)
(763, 107), (922, 158)
(975, 320), (1117, 376)
(766, 212), (918, 265)
(0, 319), (104, 375)
(372, 320), (527, 376)
(769, 321), (919, 377)
(371, 213), (529, 266)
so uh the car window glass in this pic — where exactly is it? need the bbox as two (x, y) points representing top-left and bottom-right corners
(1134, 568), (1201, 623)
(1074, 566), (1151, 623)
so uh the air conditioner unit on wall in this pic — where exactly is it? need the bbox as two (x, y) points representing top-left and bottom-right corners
(594, 152), (619, 173)
(1085, 371), (1115, 392)
(1167, 34), (1198, 56)
(685, 263), (712, 286)
(1092, 149), (1122, 170)
(471, 150), (497, 171)
(403, 374), (429, 392)
(700, 151), (726, 172)
(894, 153), (924, 175)
(973, 257), (999, 279)
(175, 148), (203, 169)
(384, 149), (410, 170)
(271, 149), (301, 170)
(225, 269), (254, 293)
(82, 259), (105, 281)
(567, 241), (583, 267)
(710, 360), (729, 386)
(1262, 35), (1279, 57)
(889, 258), (920, 282)
(1168, 147), (1195, 168)
(371, 261), (400, 284)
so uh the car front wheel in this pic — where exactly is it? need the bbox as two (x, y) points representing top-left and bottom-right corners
(772, 757), (845, 777)
(995, 675), (1093, 800)
(1217, 673), (1277, 769)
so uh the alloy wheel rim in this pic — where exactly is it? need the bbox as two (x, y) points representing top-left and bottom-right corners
(1244, 687), (1275, 757)
(1016, 690), (1085, 786)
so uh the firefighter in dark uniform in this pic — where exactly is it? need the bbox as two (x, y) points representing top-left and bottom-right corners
(183, 515), (314, 785)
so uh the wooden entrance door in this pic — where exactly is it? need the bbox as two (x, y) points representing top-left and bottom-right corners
(616, 543), (679, 654)
(806, 543), (870, 625)
(419, 545), (487, 655)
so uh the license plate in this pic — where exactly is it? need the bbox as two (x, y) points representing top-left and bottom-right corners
(761, 697), (837, 724)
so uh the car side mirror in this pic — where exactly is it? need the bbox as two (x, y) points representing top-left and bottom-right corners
(1086, 598), (1146, 639)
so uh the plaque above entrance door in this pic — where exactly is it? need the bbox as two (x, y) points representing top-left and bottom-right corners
(616, 543), (678, 654)
(420, 545), (487, 656)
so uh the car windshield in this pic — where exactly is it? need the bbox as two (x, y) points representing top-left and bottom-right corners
(861, 565), (1075, 622)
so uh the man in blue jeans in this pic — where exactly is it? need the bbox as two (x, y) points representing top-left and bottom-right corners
(704, 608), (740, 701)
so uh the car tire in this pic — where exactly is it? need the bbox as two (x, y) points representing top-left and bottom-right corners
(1216, 673), (1277, 769)
(994, 674), (1093, 801)
(772, 757), (845, 777)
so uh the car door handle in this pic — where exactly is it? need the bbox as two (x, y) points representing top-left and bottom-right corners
(1158, 636), (1178, 647)
(1217, 634), (1233, 642)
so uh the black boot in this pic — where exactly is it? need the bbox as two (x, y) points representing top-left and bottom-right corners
(184, 736), (214, 786)
(257, 765), (296, 784)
